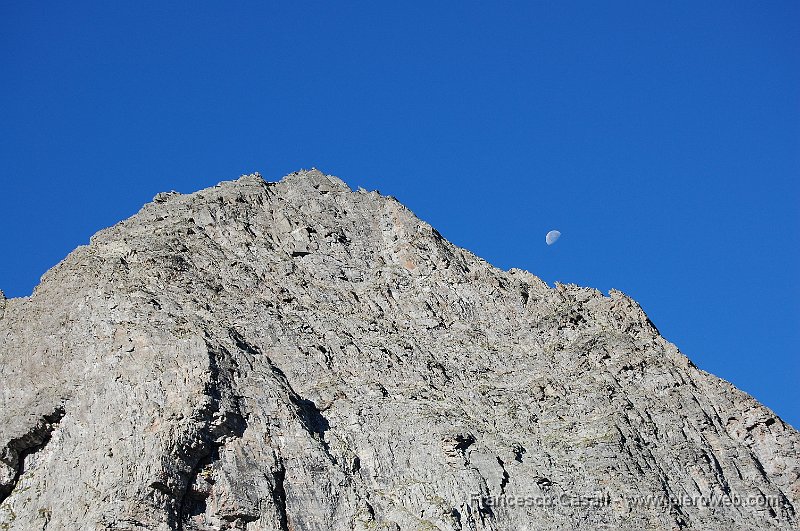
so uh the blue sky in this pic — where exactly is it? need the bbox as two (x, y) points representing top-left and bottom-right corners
(1, 2), (797, 426)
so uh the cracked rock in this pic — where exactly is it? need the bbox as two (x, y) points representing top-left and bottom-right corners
(0, 169), (797, 530)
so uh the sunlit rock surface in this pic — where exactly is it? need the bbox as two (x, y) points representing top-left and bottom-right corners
(1, 170), (797, 530)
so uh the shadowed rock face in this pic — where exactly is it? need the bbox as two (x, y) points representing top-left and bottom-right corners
(0, 170), (797, 530)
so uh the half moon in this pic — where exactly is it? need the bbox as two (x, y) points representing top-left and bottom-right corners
(546, 230), (561, 245)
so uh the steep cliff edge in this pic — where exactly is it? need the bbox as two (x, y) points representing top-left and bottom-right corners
(1, 170), (797, 530)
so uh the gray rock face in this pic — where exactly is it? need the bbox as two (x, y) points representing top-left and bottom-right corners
(0, 170), (797, 530)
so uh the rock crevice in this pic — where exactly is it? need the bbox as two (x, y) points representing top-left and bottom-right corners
(0, 405), (65, 505)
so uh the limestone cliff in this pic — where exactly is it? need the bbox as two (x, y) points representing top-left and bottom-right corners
(0, 170), (797, 530)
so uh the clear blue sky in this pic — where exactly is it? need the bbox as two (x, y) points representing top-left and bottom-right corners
(1, 3), (797, 427)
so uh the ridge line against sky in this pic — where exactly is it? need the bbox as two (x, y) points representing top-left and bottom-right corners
(1, 2), (797, 427)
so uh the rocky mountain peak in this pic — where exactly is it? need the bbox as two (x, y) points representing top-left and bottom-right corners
(0, 170), (797, 530)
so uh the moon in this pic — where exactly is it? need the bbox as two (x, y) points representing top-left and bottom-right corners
(546, 230), (561, 245)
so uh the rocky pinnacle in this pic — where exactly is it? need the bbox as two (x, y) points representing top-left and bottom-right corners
(0, 170), (797, 530)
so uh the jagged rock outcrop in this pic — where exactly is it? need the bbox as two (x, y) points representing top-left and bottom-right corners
(0, 170), (797, 530)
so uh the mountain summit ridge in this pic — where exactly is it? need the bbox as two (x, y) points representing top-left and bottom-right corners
(0, 169), (797, 530)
